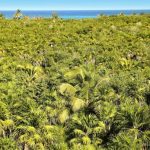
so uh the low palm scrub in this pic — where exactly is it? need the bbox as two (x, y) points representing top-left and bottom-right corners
(0, 14), (150, 149)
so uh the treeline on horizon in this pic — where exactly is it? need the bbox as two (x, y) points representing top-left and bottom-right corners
(0, 12), (150, 150)
(0, 9), (149, 20)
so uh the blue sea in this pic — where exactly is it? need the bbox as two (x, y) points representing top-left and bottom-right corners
(0, 10), (150, 19)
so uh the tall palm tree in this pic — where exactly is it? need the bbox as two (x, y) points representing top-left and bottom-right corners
(13, 9), (23, 20)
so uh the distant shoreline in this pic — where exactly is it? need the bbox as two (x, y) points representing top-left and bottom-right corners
(0, 9), (150, 19)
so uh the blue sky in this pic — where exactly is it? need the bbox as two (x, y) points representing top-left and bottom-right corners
(0, 0), (150, 10)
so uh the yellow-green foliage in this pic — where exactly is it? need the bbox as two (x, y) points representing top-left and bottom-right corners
(71, 97), (85, 112)
(0, 14), (150, 149)
(59, 83), (77, 97)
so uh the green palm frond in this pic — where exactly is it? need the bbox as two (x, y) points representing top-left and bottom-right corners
(71, 97), (85, 112)
(45, 133), (53, 141)
(74, 129), (85, 136)
(35, 143), (45, 150)
(0, 101), (10, 120)
(44, 125), (54, 131)
(70, 138), (79, 145)
(82, 136), (91, 145)
(93, 121), (106, 133)
(111, 129), (143, 149)
(64, 66), (86, 81)
(1, 119), (14, 130)
(26, 126), (36, 133)
(33, 133), (41, 142)
(58, 109), (69, 123)
(59, 83), (77, 97)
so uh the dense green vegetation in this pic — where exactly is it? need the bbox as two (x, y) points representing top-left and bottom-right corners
(0, 14), (150, 150)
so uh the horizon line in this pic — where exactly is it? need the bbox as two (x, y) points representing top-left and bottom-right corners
(0, 9), (150, 11)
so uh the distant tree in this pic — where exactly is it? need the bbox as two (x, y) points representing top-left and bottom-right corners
(97, 13), (105, 18)
(0, 13), (4, 19)
(132, 12), (137, 15)
(13, 9), (23, 19)
(140, 12), (145, 15)
(100, 13), (105, 16)
(119, 12), (124, 16)
(51, 11), (59, 19)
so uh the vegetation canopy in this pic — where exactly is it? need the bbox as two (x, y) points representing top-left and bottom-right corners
(0, 14), (150, 149)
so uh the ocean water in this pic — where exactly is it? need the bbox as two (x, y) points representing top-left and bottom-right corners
(0, 10), (150, 19)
